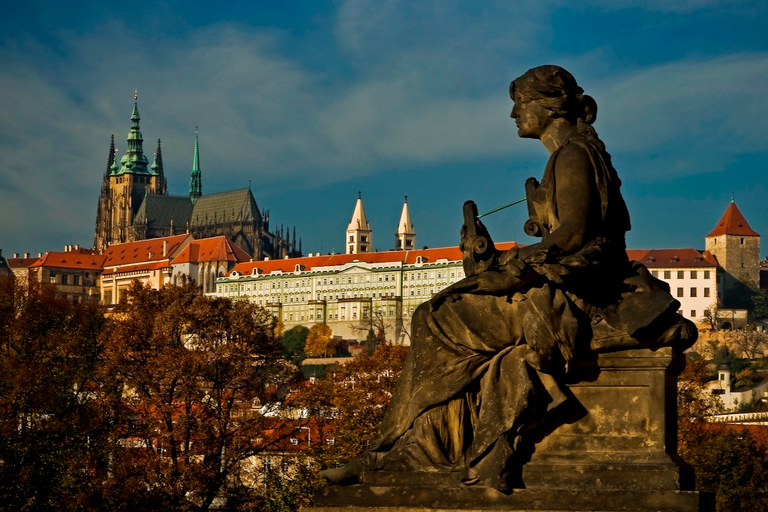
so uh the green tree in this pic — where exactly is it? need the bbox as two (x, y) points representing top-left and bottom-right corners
(282, 325), (309, 363)
(0, 276), (108, 511)
(101, 280), (300, 510)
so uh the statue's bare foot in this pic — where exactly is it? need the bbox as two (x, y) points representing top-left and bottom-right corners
(319, 458), (366, 485)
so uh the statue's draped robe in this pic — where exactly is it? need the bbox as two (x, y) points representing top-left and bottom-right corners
(365, 136), (679, 489)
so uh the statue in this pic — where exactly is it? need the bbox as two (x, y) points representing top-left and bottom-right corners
(320, 65), (697, 493)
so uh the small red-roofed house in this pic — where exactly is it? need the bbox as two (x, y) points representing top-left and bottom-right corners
(27, 246), (107, 302)
(627, 248), (719, 327)
(170, 236), (252, 293)
(100, 234), (193, 305)
(6, 252), (43, 286)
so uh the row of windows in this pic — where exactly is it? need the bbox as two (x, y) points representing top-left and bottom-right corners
(675, 287), (710, 298)
(652, 270), (711, 280)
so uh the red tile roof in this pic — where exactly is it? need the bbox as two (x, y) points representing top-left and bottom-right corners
(706, 202), (759, 237)
(7, 257), (41, 269)
(228, 242), (520, 276)
(29, 252), (107, 270)
(103, 234), (192, 267)
(170, 236), (251, 265)
(626, 248), (718, 268)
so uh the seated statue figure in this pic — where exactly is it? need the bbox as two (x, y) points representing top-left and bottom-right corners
(321, 65), (697, 492)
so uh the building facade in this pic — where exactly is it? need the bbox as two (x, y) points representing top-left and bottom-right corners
(214, 243), (517, 344)
(627, 248), (718, 324)
(94, 94), (300, 261)
(28, 246), (106, 302)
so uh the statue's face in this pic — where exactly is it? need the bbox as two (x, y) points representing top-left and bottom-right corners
(511, 91), (551, 139)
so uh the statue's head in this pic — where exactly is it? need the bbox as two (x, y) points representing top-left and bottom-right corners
(510, 65), (596, 126)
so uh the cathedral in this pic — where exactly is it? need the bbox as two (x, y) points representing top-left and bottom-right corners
(94, 93), (301, 260)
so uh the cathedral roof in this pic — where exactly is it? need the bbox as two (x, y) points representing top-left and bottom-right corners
(190, 188), (259, 227)
(171, 236), (251, 264)
(626, 248), (718, 268)
(706, 202), (759, 237)
(134, 195), (193, 229)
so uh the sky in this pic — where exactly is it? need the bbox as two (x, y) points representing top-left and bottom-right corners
(1, 1), (767, 257)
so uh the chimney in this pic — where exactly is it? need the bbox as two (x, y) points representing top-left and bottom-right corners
(38, 253), (42, 258)
(24, 253), (30, 258)
(75, 244), (80, 250)
(163, 240), (168, 257)
(13, 253), (18, 258)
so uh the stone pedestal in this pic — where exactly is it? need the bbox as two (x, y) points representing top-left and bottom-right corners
(311, 348), (714, 511)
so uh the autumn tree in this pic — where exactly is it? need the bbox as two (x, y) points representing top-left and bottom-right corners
(678, 355), (768, 511)
(304, 323), (335, 358)
(100, 280), (300, 510)
(294, 343), (409, 468)
(0, 276), (108, 510)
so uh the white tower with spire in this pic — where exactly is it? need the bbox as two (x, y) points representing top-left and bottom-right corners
(395, 195), (415, 251)
(346, 192), (372, 254)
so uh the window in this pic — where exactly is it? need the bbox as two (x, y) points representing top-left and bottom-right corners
(690, 310), (696, 318)
(61, 275), (68, 285)
(690, 288), (697, 297)
(704, 270), (710, 279)
(664, 271), (671, 279)
(704, 288), (710, 297)
(677, 287), (684, 297)
(690, 270), (697, 279)
(677, 271), (684, 279)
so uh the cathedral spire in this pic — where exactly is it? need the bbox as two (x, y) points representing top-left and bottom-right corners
(151, 139), (167, 195)
(117, 89), (149, 174)
(189, 127), (202, 204)
(105, 134), (115, 177)
(395, 195), (415, 250)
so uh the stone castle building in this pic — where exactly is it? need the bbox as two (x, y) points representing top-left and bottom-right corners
(94, 93), (300, 260)
(705, 200), (760, 307)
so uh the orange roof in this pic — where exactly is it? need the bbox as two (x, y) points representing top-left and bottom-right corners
(228, 241), (520, 277)
(170, 236), (251, 265)
(7, 257), (41, 268)
(706, 202), (759, 237)
(626, 248), (718, 268)
(103, 234), (192, 267)
(29, 252), (107, 270)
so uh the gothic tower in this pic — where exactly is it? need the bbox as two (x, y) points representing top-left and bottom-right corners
(704, 200), (760, 306)
(395, 195), (415, 250)
(346, 192), (372, 254)
(93, 91), (167, 251)
(189, 127), (202, 204)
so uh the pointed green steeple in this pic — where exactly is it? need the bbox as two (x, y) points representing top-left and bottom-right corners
(117, 89), (150, 175)
(189, 127), (202, 204)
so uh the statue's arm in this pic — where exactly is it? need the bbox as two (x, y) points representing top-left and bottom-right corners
(515, 144), (594, 261)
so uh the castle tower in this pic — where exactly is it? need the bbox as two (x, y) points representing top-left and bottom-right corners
(705, 200), (760, 306)
(189, 127), (202, 204)
(395, 195), (415, 250)
(346, 192), (372, 254)
(93, 91), (167, 251)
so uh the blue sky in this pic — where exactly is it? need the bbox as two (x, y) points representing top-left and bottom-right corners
(1, 1), (767, 256)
